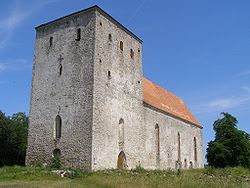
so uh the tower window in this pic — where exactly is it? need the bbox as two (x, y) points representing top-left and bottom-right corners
(76, 28), (81, 41)
(109, 34), (112, 42)
(100, 22), (102, 26)
(49, 37), (53, 47)
(130, 49), (134, 59)
(59, 64), (62, 76)
(108, 70), (111, 79)
(55, 115), (62, 139)
(120, 41), (123, 51)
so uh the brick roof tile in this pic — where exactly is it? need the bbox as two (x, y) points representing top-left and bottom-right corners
(142, 77), (202, 128)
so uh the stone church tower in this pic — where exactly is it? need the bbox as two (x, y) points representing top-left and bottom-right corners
(26, 5), (204, 171)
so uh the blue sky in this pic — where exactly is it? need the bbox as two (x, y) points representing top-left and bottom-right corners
(1, 0), (250, 159)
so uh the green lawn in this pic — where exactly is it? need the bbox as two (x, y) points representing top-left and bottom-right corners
(0, 166), (250, 188)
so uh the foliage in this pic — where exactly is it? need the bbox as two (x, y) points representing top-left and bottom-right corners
(50, 154), (61, 169)
(206, 112), (250, 168)
(0, 166), (250, 188)
(0, 111), (28, 166)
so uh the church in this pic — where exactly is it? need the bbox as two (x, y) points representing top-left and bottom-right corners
(26, 5), (204, 171)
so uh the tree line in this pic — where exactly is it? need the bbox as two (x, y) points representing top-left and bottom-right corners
(0, 111), (28, 166)
(0, 110), (250, 168)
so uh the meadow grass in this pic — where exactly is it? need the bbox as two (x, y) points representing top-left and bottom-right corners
(0, 166), (249, 188)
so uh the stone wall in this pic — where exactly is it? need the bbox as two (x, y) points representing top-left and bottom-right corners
(143, 104), (204, 169)
(91, 11), (144, 170)
(26, 9), (96, 170)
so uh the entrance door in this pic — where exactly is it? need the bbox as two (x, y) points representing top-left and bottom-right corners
(117, 151), (126, 169)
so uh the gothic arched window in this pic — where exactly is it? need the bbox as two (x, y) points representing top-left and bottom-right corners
(55, 115), (62, 139)
(194, 137), (197, 161)
(178, 132), (181, 161)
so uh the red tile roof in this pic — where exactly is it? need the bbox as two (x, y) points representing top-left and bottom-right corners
(142, 77), (202, 128)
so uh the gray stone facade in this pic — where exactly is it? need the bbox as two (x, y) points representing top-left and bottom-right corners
(26, 5), (204, 171)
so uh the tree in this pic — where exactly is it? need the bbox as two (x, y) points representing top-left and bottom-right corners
(206, 112), (250, 168)
(0, 111), (28, 166)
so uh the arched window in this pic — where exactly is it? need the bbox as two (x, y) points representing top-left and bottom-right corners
(118, 118), (124, 150)
(155, 124), (160, 167)
(178, 132), (181, 161)
(194, 137), (197, 161)
(76, 28), (81, 41)
(120, 41), (123, 51)
(155, 124), (160, 156)
(130, 49), (134, 59)
(55, 115), (62, 139)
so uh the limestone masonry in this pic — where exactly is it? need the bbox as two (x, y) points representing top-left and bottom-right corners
(26, 5), (204, 171)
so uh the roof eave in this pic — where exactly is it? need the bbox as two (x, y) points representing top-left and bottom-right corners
(143, 102), (203, 129)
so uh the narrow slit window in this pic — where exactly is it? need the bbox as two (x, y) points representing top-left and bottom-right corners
(109, 34), (112, 42)
(55, 115), (62, 139)
(130, 49), (134, 59)
(76, 28), (81, 41)
(108, 70), (111, 79)
(120, 41), (123, 51)
(49, 37), (53, 47)
(59, 64), (62, 76)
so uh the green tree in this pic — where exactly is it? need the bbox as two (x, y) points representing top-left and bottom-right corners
(206, 112), (250, 168)
(0, 111), (28, 166)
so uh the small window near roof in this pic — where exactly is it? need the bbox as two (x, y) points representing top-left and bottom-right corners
(76, 28), (81, 41)
(120, 41), (123, 51)
(49, 37), (53, 47)
(130, 49), (134, 59)
(109, 34), (112, 42)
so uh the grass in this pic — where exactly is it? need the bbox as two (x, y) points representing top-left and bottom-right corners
(0, 166), (250, 188)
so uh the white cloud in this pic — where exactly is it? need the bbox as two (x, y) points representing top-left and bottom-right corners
(191, 87), (250, 115)
(241, 86), (250, 93)
(239, 70), (250, 76)
(0, 0), (59, 48)
(0, 63), (6, 72)
(0, 59), (31, 73)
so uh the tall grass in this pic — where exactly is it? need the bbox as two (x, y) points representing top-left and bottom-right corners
(0, 166), (249, 188)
